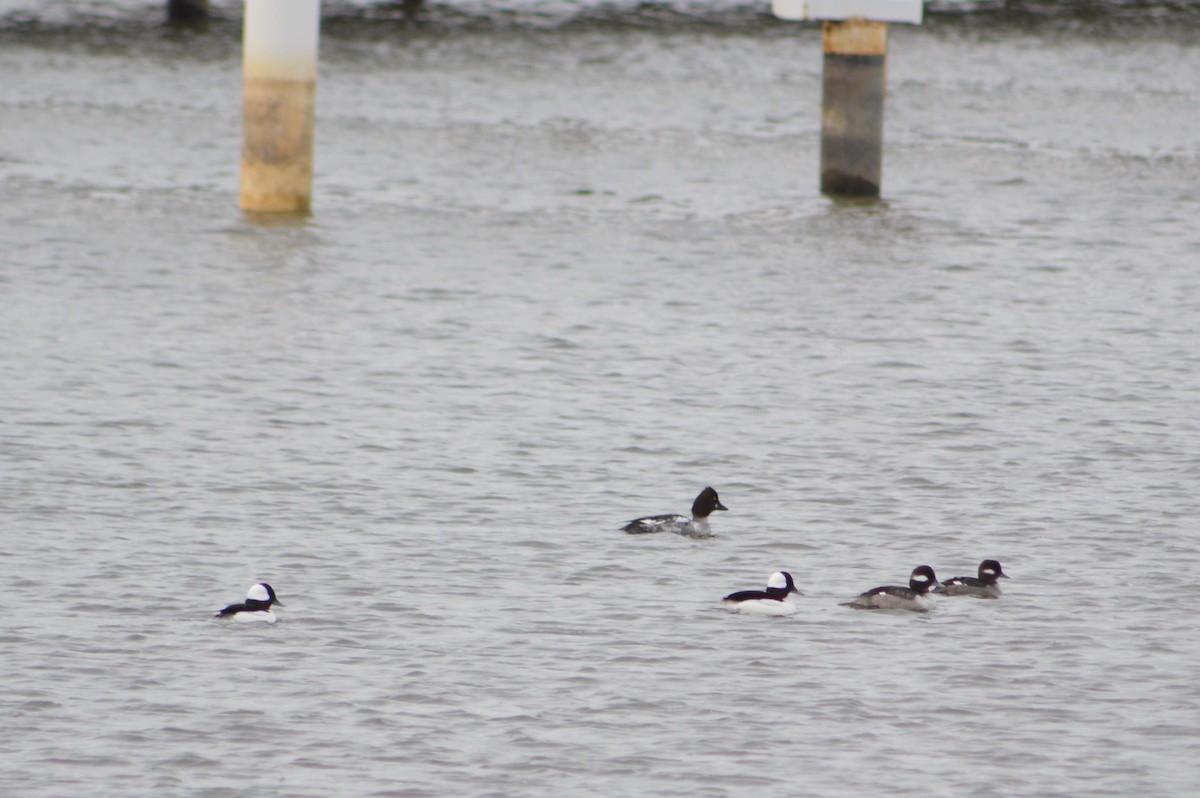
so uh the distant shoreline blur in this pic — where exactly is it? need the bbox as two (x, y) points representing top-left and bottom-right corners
(1, 0), (1198, 43)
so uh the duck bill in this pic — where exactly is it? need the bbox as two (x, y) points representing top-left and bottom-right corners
(715, 502), (729, 512)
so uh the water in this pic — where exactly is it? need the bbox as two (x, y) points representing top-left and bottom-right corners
(2, 3), (1200, 797)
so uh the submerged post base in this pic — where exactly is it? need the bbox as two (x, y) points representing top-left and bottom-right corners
(820, 170), (880, 197)
(820, 19), (887, 198)
(239, 77), (316, 213)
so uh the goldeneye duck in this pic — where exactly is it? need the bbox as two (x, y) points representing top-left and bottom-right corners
(722, 571), (802, 616)
(933, 559), (1009, 599)
(621, 487), (728, 538)
(215, 583), (283, 624)
(842, 565), (940, 613)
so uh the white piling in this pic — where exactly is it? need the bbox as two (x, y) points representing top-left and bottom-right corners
(240, 0), (321, 213)
(771, 0), (922, 198)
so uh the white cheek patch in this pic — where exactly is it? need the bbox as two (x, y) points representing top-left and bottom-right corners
(767, 573), (787, 589)
(912, 574), (929, 583)
(982, 568), (996, 576)
(246, 584), (270, 601)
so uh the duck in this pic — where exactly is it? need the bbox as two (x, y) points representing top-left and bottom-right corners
(933, 559), (1009, 599)
(621, 486), (728, 538)
(721, 571), (802, 616)
(841, 565), (940, 613)
(214, 583), (283, 624)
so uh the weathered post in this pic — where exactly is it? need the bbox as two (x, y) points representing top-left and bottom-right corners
(771, 0), (923, 198)
(240, 0), (321, 213)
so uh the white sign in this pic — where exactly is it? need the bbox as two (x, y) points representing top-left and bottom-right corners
(771, 0), (923, 23)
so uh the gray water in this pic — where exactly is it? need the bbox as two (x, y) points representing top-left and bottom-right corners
(2, 5), (1200, 798)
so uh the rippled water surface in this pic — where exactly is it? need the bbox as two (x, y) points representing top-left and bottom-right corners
(2, 4), (1199, 797)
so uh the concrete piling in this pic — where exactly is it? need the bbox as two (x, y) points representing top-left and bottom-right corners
(240, 0), (321, 214)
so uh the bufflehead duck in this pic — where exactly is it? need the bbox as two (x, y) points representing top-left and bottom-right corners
(722, 571), (802, 616)
(215, 583), (283, 624)
(842, 565), (940, 613)
(933, 559), (1009, 599)
(621, 487), (728, 538)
